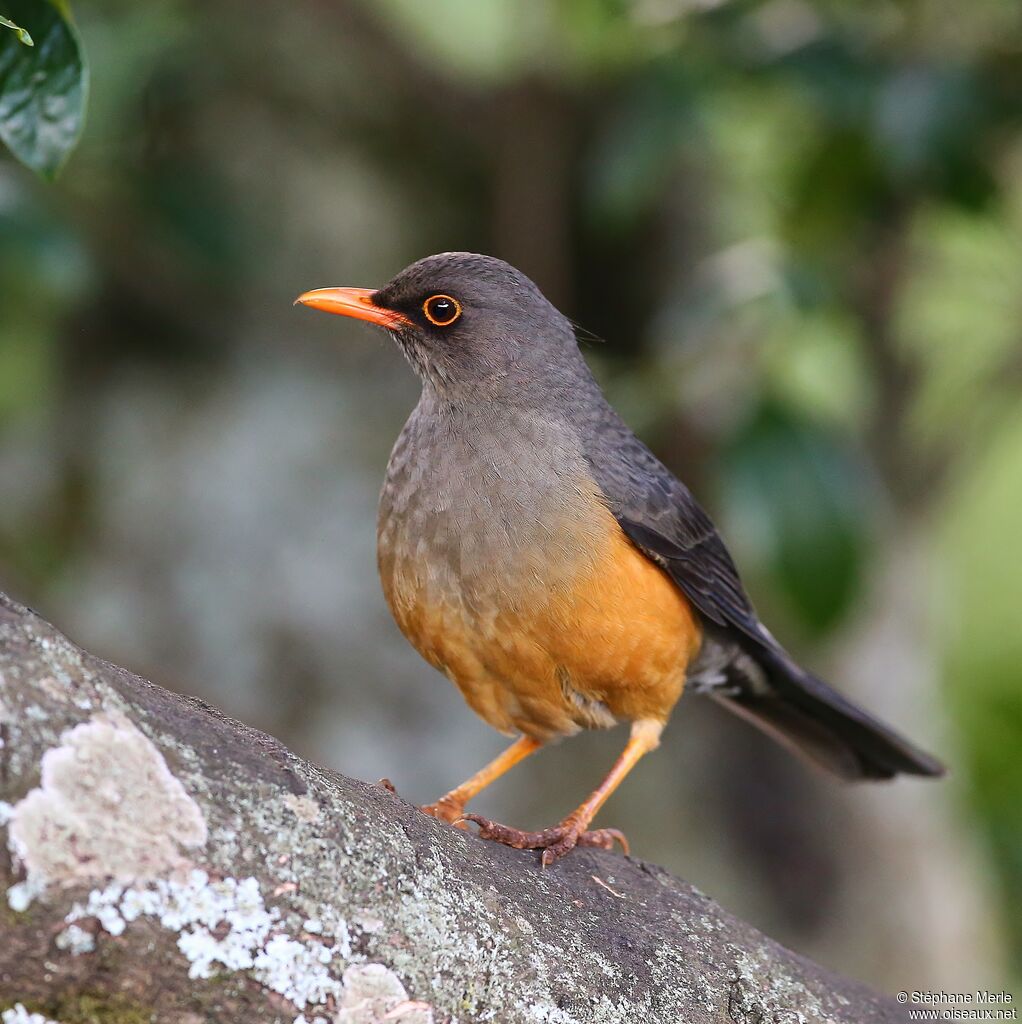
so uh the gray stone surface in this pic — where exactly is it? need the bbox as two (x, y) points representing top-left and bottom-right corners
(0, 591), (908, 1023)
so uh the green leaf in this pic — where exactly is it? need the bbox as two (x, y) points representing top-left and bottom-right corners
(0, 0), (87, 179)
(0, 14), (33, 46)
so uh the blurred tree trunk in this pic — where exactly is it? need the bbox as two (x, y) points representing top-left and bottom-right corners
(823, 532), (1006, 989)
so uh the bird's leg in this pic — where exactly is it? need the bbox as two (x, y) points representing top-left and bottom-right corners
(463, 719), (662, 866)
(421, 735), (542, 826)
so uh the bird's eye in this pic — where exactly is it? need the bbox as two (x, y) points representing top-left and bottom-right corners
(422, 294), (461, 327)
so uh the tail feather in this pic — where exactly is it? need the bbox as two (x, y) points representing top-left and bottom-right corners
(714, 649), (945, 781)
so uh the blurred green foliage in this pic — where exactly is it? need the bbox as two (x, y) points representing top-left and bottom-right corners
(716, 405), (874, 636)
(943, 411), (1022, 959)
(1, 0), (1021, 983)
(0, 0), (86, 177)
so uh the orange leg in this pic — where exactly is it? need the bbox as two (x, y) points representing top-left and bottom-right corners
(464, 718), (663, 866)
(422, 735), (542, 825)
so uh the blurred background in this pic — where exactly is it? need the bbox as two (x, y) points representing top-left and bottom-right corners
(1, 0), (1021, 997)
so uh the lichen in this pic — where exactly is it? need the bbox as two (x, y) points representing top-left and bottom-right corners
(6, 876), (44, 913)
(62, 872), (336, 1005)
(336, 965), (433, 1024)
(284, 793), (321, 823)
(1, 1006), (62, 1024)
(0, 701), (437, 1024)
(1, 998), (153, 1024)
(54, 923), (95, 955)
(6, 713), (207, 887)
(53, 870), (434, 1023)
(725, 950), (825, 1024)
(0, 594), (878, 1024)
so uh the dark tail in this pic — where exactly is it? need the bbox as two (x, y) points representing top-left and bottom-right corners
(713, 648), (945, 781)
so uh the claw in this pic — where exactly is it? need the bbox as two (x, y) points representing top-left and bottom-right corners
(460, 814), (549, 848)
(577, 828), (629, 854)
(461, 813), (629, 865)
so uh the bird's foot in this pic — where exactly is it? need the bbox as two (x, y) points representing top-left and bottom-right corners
(421, 795), (469, 829)
(460, 813), (629, 866)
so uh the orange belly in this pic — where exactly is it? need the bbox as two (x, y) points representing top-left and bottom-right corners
(379, 499), (703, 741)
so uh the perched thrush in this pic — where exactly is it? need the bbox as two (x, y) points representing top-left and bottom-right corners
(296, 252), (943, 865)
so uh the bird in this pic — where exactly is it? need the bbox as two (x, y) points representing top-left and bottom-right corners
(295, 252), (944, 866)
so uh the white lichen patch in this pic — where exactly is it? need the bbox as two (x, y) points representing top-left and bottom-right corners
(65, 873), (285, 980)
(55, 922), (96, 955)
(32, 674), (74, 705)
(55, 869), (432, 1022)
(284, 793), (322, 823)
(337, 964), (434, 1024)
(727, 949), (820, 1024)
(351, 911), (383, 935)
(6, 877), (45, 912)
(1, 1005), (63, 1024)
(6, 713), (207, 888)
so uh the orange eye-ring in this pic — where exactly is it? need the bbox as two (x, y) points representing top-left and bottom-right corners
(423, 294), (461, 327)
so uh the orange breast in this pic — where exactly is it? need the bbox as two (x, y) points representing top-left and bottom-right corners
(379, 489), (703, 741)
(541, 509), (703, 726)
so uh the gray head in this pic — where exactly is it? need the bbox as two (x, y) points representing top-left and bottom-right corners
(295, 252), (593, 405)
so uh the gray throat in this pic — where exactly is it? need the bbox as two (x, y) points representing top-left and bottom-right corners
(377, 386), (602, 606)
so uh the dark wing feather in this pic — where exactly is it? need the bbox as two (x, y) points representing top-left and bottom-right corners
(580, 406), (766, 641)
(615, 514), (760, 636)
(580, 406), (944, 780)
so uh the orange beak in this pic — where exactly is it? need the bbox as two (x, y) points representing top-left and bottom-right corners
(293, 287), (412, 329)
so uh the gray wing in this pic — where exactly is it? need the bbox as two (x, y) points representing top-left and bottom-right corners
(580, 407), (945, 780)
